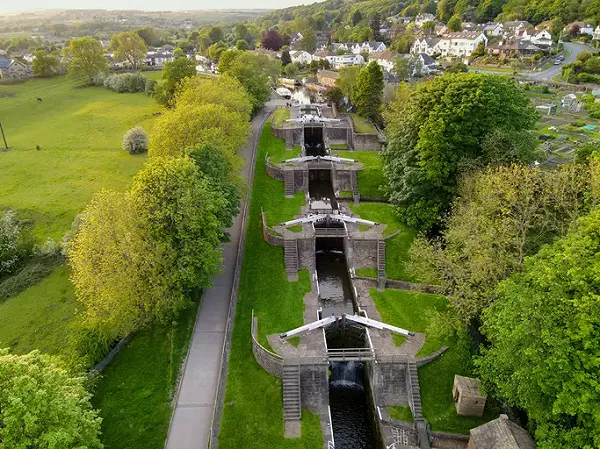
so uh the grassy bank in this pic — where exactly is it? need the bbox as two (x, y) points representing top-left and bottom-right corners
(370, 288), (497, 433)
(349, 202), (416, 281)
(0, 76), (160, 240)
(272, 107), (291, 126)
(219, 123), (322, 448)
(350, 113), (377, 134)
(333, 150), (384, 198)
(93, 303), (199, 449)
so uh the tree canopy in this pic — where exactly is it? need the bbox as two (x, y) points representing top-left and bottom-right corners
(110, 31), (148, 69)
(0, 349), (102, 449)
(478, 206), (600, 449)
(62, 37), (108, 85)
(352, 61), (384, 122)
(383, 74), (539, 231)
(153, 57), (196, 106)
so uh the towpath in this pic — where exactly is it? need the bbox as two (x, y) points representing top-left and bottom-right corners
(165, 99), (285, 449)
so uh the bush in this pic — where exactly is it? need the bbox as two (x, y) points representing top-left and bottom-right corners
(68, 324), (116, 367)
(570, 121), (586, 128)
(145, 78), (157, 96)
(0, 210), (24, 276)
(122, 126), (149, 154)
(103, 73), (148, 93)
(0, 261), (56, 302)
(92, 71), (107, 87)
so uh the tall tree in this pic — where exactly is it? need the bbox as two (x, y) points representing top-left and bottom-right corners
(352, 61), (384, 122)
(62, 37), (108, 84)
(301, 29), (317, 53)
(261, 29), (284, 50)
(447, 15), (463, 32)
(0, 350), (103, 449)
(478, 206), (600, 449)
(110, 31), (148, 69)
(137, 26), (161, 47)
(32, 50), (61, 77)
(370, 13), (383, 41)
(336, 65), (361, 99)
(383, 73), (538, 230)
(153, 56), (196, 105)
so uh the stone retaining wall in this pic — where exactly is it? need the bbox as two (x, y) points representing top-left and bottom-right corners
(261, 211), (285, 246)
(384, 279), (443, 294)
(353, 133), (381, 151)
(251, 315), (283, 378)
(348, 238), (378, 269)
(93, 333), (133, 373)
(372, 359), (410, 406)
(272, 126), (303, 149)
(266, 161), (285, 181)
(415, 346), (448, 367)
(430, 432), (469, 449)
(300, 363), (330, 410)
(297, 237), (315, 269)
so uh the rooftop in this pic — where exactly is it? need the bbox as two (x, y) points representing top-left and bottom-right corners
(470, 415), (536, 449)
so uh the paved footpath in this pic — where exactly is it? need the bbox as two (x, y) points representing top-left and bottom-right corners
(165, 105), (276, 449)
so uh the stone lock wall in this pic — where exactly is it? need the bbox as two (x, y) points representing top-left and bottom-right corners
(297, 237), (315, 269)
(332, 169), (354, 192)
(251, 316), (283, 378)
(373, 360), (410, 406)
(348, 239), (378, 269)
(299, 363), (330, 411)
(272, 126), (299, 149)
(261, 211), (285, 246)
(266, 162), (285, 181)
(353, 133), (382, 151)
(294, 169), (309, 192)
(326, 127), (351, 142)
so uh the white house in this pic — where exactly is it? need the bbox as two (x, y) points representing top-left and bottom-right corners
(370, 50), (399, 72)
(289, 50), (313, 64)
(413, 32), (487, 57)
(415, 13), (435, 26)
(332, 42), (386, 55)
(594, 25), (600, 40)
(518, 29), (552, 47)
(411, 37), (441, 55)
(145, 50), (174, 68)
(417, 53), (438, 74)
(483, 22), (504, 36)
(580, 23), (595, 35)
(503, 20), (531, 36)
(329, 54), (364, 68)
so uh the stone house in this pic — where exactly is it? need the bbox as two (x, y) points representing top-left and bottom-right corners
(487, 40), (541, 57)
(417, 52), (438, 74)
(453, 375), (487, 417)
(316, 70), (340, 88)
(469, 415), (536, 449)
(0, 57), (30, 79)
(503, 21), (532, 36)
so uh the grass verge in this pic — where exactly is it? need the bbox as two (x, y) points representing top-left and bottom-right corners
(349, 202), (416, 281)
(219, 123), (322, 448)
(272, 108), (291, 126)
(92, 303), (199, 449)
(350, 113), (377, 134)
(389, 406), (413, 423)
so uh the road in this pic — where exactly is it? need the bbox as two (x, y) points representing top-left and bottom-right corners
(524, 42), (591, 81)
(164, 102), (277, 449)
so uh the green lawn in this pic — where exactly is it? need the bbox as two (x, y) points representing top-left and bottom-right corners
(219, 124), (322, 448)
(260, 124), (305, 225)
(370, 288), (497, 433)
(272, 107), (291, 126)
(349, 203), (417, 281)
(142, 70), (164, 81)
(93, 303), (199, 449)
(0, 265), (75, 357)
(370, 289), (446, 348)
(350, 113), (377, 135)
(333, 150), (384, 198)
(0, 76), (161, 240)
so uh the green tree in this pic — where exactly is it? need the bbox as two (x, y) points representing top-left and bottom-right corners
(281, 49), (292, 66)
(149, 104), (250, 160)
(32, 50), (61, 77)
(236, 39), (249, 50)
(208, 26), (224, 43)
(383, 73), (538, 230)
(422, 20), (436, 32)
(394, 56), (410, 80)
(352, 61), (384, 122)
(110, 31), (148, 69)
(301, 28), (317, 53)
(478, 206), (600, 449)
(62, 37), (108, 84)
(208, 41), (228, 62)
(0, 350), (103, 449)
(217, 49), (243, 74)
(336, 65), (361, 99)
(0, 210), (25, 276)
(137, 26), (161, 47)
(154, 56), (196, 105)
(447, 15), (463, 32)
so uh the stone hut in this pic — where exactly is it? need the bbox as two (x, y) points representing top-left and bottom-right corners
(453, 375), (486, 417)
(468, 415), (535, 449)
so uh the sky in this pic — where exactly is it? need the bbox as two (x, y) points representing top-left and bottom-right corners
(0, 0), (316, 13)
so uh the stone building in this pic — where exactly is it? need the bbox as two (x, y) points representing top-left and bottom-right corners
(0, 57), (30, 79)
(453, 375), (487, 417)
(469, 415), (535, 449)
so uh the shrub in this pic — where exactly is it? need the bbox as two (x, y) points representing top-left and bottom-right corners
(103, 73), (147, 93)
(68, 323), (116, 367)
(0, 210), (24, 276)
(92, 71), (107, 87)
(0, 261), (56, 302)
(145, 78), (157, 96)
(122, 126), (149, 154)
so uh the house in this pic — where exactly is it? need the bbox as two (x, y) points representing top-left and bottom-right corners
(289, 50), (312, 64)
(517, 29), (552, 47)
(503, 20), (531, 36)
(316, 70), (340, 88)
(331, 42), (386, 54)
(462, 22), (478, 31)
(411, 37), (441, 55)
(252, 48), (279, 59)
(453, 376), (487, 417)
(371, 50), (399, 72)
(315, 32), (330, 50)
(390, 15), (412, 25)
(564, 22), (595, 35)
(145, 50), (173, 68)
(487, 40), (541, 57)
(468, 415), (536, 449)
(483, 22), (504, 36)
(290, 32), (303, 44)
(330, 54), (364, 68)
(415, 13), (435, 26)
(417, 52), (438, 74)
(415, 32), (487, 57)
(0, 57), (30, 79)
(594, 25), (600, 40)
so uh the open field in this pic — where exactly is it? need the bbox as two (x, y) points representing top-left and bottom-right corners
(0, 76), (160, 240)
(370, 288), (497, 433)
(219, 124), (322, 448)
